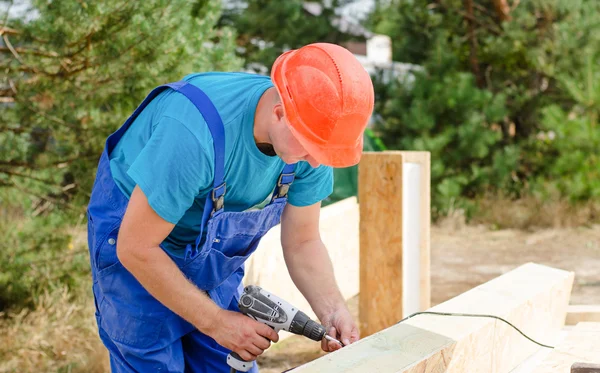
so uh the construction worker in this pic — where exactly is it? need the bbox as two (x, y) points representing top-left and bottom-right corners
(86, 43), (374, 372)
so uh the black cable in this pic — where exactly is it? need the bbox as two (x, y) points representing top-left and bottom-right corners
(397, 311), (555, 349)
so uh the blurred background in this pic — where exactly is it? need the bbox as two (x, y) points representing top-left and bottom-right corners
(1, 0), (598, 372)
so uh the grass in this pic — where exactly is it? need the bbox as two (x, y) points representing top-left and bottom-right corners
(0, 199), (106, 373)
(0, 284), (108, 373)
(469, 195), (600, 230)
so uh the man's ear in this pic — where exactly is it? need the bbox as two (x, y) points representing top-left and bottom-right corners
(273, 103), (285, 123)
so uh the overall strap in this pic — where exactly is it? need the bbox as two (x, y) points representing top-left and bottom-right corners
(163, 83), (228, 252)
(107, 81), (225, 194)
(106, 80), (227, 254)
(271, 163), (297, 202)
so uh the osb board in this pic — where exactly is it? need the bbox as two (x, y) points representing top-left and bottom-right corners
(532, 322), (600, 373)
(358, 151), (432, 337)
(290, 263), (574, 373)
(359, 152), (404, 337)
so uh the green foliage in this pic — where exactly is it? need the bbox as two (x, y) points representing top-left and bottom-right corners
(530, 49), (600, 201)
(1, 0), (242, 209)
(218, 0), (359, 71)
(0, 211), (88, 311)
(375, 64), (512, 215)
(0, 0), (243, 311)
(368, 0), (600, 215)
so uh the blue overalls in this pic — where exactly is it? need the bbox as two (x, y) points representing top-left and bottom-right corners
(87, 81), (296, 372)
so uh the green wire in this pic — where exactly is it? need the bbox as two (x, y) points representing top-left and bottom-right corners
(398, 311), (555, 349)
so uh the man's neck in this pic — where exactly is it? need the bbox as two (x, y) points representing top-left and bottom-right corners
(253, 87), (275, 145)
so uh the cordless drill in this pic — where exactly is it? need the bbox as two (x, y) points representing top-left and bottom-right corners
(227, 285), (344, 373)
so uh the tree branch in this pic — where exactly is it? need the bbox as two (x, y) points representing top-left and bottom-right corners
(0, 155), (92, 170)
(0, 159), (30, 167)
(465, 0), (484, 88)
(0, 25), (18, 35)
(0, 46), (60, 58)
(6, 179), (77, 211)
(511, 0), (520, 11)
(0, 169), (61, 187)
(2, 34), (24, 64)
(492, 0), (512, 21)
(1, 0), (14, 32)
(3, 34), (42, 74)
(437, 2), (502, 35)
(0, 125), (27, 134)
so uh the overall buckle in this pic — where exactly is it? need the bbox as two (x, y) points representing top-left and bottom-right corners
(275, 173), (295, 199)
(211, 183), (226, 215)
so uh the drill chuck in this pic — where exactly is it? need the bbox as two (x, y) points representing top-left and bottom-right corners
(286, 308), (327, 341)
(304, 319), (327, 341)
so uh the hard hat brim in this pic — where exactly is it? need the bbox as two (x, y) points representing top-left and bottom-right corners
(287, 123), (364, 168)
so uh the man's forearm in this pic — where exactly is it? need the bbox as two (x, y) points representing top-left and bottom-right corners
(283, 239), (345, 319)
(117, 244), (220, 335)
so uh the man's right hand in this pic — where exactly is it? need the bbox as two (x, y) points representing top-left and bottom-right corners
(207, 309), (280, 362)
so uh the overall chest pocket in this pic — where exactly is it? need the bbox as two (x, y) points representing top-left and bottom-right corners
(181, 205), (284, 290)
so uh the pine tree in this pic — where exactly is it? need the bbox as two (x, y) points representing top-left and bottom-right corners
(367, 0), (600, 214)
(1, 0), (242, 210)
(218, 0), (360, 71)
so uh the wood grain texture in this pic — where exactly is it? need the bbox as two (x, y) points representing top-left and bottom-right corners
(532, 322), (600, 373)
(566, 305), (600, 326)
(290, 263), (574, 373)
(359, 152), (404, 337)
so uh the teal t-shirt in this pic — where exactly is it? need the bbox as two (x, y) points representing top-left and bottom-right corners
(108, 72), (333, 256)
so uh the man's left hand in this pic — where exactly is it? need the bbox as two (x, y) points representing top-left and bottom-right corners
(319, 305), (359, 352)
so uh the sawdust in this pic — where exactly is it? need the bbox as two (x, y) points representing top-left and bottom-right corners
(257, 223), (600, 373)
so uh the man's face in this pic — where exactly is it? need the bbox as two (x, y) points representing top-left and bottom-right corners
(271, 104), (321, 168)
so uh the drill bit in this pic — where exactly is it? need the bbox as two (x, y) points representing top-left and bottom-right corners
(324, 334), (345, 347)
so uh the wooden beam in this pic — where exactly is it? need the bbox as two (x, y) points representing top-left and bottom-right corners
(358, 151), (431, 337)
(289, 263), (574, 373)
(566, 305), (600, 325)
(358, 152), (404, 337)
(532, 322), (600, 373)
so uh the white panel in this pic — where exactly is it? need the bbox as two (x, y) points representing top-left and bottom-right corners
(402, 163), (421, 318)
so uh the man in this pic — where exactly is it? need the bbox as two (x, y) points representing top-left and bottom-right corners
(87, 42), (374, 372)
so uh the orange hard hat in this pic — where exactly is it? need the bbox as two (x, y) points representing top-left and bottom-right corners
(271, 43), (375, 167)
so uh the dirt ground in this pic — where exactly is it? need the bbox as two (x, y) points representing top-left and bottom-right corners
(257, 222), (600, 373)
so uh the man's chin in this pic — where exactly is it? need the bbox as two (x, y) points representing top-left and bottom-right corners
(280, 155), (299, 164)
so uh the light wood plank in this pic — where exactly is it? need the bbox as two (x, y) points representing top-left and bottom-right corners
(290, 263), (574, 373)
(532, 322), (600, 373)
(566, 305), (600, 326)
(358, 152), (404, 337)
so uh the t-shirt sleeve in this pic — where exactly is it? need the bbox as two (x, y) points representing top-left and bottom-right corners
(287, 163), (333, 207)
(126, 116), (213, 224)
